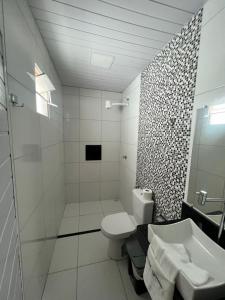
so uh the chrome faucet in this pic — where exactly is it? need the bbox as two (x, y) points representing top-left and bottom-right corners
(196, 190), (225, 241)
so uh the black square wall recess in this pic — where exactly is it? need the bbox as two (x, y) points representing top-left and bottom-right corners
(85, 145), (102, 161)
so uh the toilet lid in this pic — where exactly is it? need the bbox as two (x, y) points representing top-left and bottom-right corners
(101, 212), (136, 239)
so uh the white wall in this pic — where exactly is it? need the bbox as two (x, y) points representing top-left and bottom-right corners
(185, 0), (225, 201)
(120, 75), (141, 213)
(3, 0), (65, 299)
(0, 1), (23, 298)
(63, 87), (121, 204)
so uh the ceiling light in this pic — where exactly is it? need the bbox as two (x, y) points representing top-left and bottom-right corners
(91, 53), (114, 69)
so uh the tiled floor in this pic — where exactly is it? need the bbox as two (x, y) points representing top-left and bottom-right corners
(43, 200), (150, 300)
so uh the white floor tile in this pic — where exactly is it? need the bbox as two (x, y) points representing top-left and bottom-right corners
(64, 203), (79, 218)
(42, 269), (77, 300)
(77, 260), (127, 300)
(49, 236), (78, 273)
(79, 213), (104, 232)
(118, 260), (150, 300)
(59, 217), (79, 235)
(78, 232), (108, 266)
(101, 199), (124, 214)
(79, 201), (102, 215)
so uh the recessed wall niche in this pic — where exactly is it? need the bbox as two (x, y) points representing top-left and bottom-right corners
(85, 145), (102, 161)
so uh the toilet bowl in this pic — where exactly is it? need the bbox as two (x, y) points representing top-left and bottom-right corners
(101, 189), (154, 260)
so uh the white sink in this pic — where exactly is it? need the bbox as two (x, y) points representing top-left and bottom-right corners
(148, 218), (225, 300)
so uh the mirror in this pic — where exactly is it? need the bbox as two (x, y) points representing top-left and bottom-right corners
(187, 105), (225, 228)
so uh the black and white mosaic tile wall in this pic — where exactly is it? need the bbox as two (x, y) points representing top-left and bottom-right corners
(136, 9), (203, 220)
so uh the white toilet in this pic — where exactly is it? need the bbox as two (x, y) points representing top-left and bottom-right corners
(101, 189), (154, 260)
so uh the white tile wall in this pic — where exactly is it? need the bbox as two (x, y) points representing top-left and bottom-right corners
(101, 121), (121, 141)
(195, 5), (225, 96)
(80, 182), (100, 202)
(63, 94), (80, 119)
(10, 105), (41, 159)
(4, 0), (36, 93)
(63, 88), (121, 203)
(64, 142), (79, 162)
(80, 162), (100, 182)
(80, 88), (101, 98)
(3, 0), (65, 299)
(80, 96), (101, 120)
(80, 119), (101, 141)
(119, 75), (141, 213)
(65, 163), (79, 183)
(100, 181), (120, 200)
(0, 8), (23, 299)
(65, 183), (80, 203)
(101, 162), (120, 181)
(202, 0), (225, 25)
(64, 118), (80, 141)
(102, 142), (120, 162)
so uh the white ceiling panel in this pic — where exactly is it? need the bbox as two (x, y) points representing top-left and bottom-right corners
(151, 0), (207, 13)
(41, 30), (155, 60)
(32, 8), (166, 50)
(37, 21), (160, 56)
(45, 39), (149, 69)
(28, 0), (207, 91)
(98, 0), (193, 24)
(29, 0), (173, 42)
(47, 51), (144, 78)
(46, 0), (182, 33)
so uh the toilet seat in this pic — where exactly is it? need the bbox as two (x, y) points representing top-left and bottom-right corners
(101, 212), (136, 240)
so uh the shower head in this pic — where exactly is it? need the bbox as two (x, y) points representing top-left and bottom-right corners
(105, 98), (129, 110)
(105, 100), (112, 109)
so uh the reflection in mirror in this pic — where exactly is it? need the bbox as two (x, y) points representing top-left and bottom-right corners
(187, 106), (225, 230)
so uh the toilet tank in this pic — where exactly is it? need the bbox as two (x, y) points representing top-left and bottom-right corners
(132, 189), (154, 225)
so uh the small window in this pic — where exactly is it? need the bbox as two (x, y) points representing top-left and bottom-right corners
(34, 64), (55, 117)
(209, 103), (225, 125)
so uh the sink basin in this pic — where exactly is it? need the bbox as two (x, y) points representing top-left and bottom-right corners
(148, 218), (225, 300)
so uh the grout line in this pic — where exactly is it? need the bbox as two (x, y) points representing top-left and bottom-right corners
(79, 211), (104, 217)
(47, 267), (77, 276)
(99, 199), (104, 214)
(117, 260), (129, 300)
(77, 258), (111, 269)
(75, 219), (79, 300)
(48, 266), (78, 276)
(78, 88), (81, 207)
(99, 91), (103, 202)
